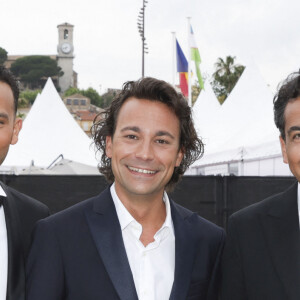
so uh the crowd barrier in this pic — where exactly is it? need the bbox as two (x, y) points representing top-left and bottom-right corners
(0, 174), (295, 229)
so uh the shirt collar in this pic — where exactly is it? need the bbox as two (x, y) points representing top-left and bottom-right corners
(110, 183), (174, 235)
(162, 192), (174, 234)
(111, 183), (135, 231)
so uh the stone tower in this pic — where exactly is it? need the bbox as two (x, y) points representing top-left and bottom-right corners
(57, 23), (74, 93)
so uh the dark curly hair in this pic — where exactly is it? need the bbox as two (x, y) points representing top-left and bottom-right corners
(0, 66), (19, 114)
(92, 77), (204, 191)
(274, 71), (300, 140)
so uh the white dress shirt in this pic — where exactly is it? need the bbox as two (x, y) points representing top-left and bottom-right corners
(111, 184), (175, 300)
(0, 186), (7, 300)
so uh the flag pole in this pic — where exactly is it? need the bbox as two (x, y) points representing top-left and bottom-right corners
(187, 16), (192, 106)
(171, 31), (176, 87)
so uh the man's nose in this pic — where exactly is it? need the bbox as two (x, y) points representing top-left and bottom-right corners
(135, 140), (154, 160)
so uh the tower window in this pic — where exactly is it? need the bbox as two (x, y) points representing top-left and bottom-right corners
(64, 29), (69, 39)
(81, 100), (86, 106)
(66, 99), (72, 105)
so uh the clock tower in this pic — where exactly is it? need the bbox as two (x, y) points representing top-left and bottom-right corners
(57, 23), (75, 93)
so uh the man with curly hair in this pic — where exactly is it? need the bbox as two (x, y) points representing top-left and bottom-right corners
(27, 77), (225, 300)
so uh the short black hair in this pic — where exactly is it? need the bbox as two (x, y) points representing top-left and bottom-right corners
(0, 66), (19, 114)
(92, 77), (204, 191)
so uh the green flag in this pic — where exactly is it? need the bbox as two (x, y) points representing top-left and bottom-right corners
(189, 26), (204, 90)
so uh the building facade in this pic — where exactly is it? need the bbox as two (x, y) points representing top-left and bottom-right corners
(63, 93), (103, 136)
(4, 23), (77, 93)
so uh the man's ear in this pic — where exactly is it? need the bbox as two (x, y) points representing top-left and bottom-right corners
(106, 136), (112, 158)
(175, 147), (184, 167)
(11, 118), (22, 145)
(279, 135), (288, 164)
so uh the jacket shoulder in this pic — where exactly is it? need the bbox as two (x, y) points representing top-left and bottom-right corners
(230, 182), (297, 222)
(172, 200), (225, 239)
(39, 188), (109, 227)
(3, 183), (49, 216)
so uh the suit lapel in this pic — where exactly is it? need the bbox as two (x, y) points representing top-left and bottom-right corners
(2, 183), (25, 300)
(261, 183), (300, 299)
(169, 200), (197, 300)
(85, 188), (138, 300)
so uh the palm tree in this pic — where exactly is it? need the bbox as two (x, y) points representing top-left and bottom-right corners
(212, 56), (245, 103)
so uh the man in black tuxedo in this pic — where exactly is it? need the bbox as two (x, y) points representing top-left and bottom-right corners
(26, 77), (225, 300)
(221, 71), (300, 300)
(0, 66), (49, 300)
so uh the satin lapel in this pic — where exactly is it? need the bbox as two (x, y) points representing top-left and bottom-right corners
(169, 200), (197, 300)
(85, 188), (138, 300)
(261, 183), (300, 299)
(2, 183), (25, 300)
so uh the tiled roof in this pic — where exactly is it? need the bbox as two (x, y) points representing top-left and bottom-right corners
(75, 110), (98, 121)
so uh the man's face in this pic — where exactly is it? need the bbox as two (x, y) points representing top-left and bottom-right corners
(106, 97), (183, 202)
(280, 97), (300, 181)
(0, 81), (22, 165)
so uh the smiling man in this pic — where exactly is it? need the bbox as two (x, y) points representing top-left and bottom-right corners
(221, 71), (300, 300)
(26, 77), (225, 300)
(0, 66), (49, 300)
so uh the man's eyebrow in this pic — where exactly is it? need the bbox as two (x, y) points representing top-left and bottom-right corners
(0, 113), (9, 119)
(288, 126), (300, 134)
(156, 131), (175, 139)
(120, 127), (175, 139)
(120, 126), (140, 133)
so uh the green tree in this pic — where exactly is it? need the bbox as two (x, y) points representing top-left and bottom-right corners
(191, 72), (209, 106)
(11, 55), (63, 89)
(82, 88), (103, 107)
(211, 56), (245, 104)
(64, 87), (103, 108)
(17, 112), (25, 119)
(0, 47), (7, 65)
(17, 97), (28, 109)
(19, 89), (41, 106)
(192, 80), (201, 106)
(64, 87), (81, 97)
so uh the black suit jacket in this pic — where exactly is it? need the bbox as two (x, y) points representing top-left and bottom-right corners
(221, 182), (300, 300)
(1, 182), (49, 300)
(26, 187), (225, 300)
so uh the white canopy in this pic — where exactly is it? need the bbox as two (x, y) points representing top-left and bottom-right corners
(3, 78), (99, 168)
(192, 81), (221, 143)
(49, 157), (99, 175)
(205, 65), (277, 152)
(191, 64), (285, 174)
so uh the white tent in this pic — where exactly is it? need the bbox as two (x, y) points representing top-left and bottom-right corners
(49, 157), (99, 175)
(2, 78), (99, 169)
(189, 140), (290, 176)
(192, 81), (221, 143)
(190, 65), (290, 176)
(205, 65), (277, 152)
